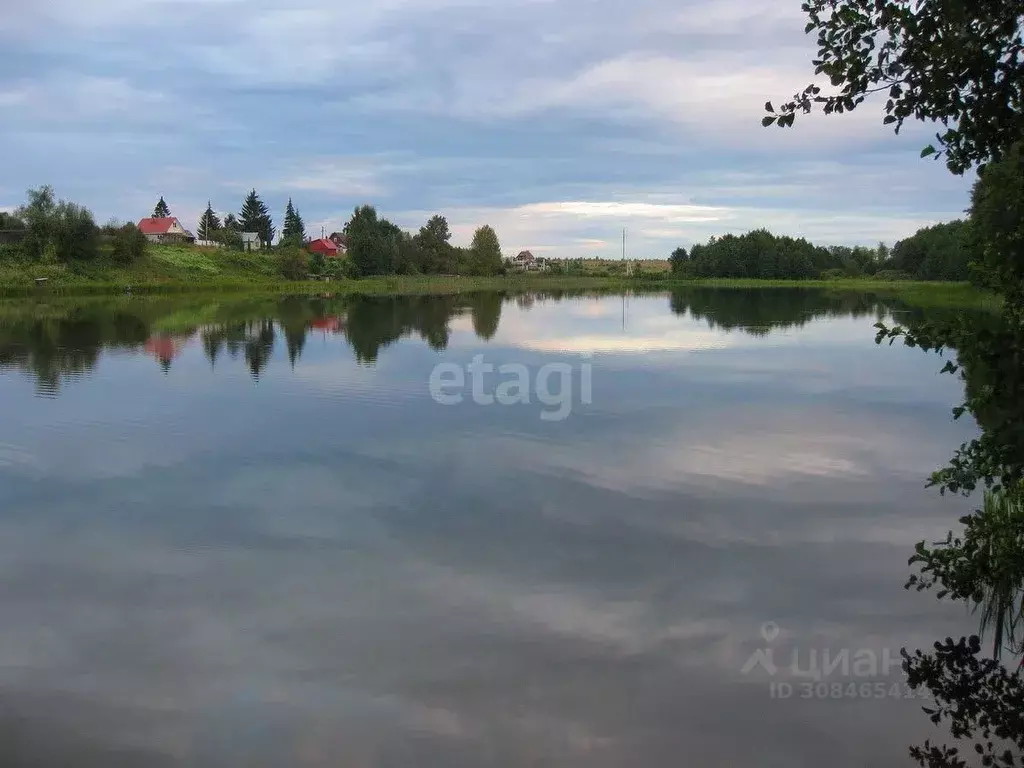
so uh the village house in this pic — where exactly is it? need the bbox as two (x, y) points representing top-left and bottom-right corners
(240, 232), (262, 252)
(511, 250), (540, 271)
(307, 237), (340, 258)
(137, 217), (196, 244)
(328, 232), (349, 254)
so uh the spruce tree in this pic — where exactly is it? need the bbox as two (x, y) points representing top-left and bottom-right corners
(223, 213), (240, 232)
(197, 202), (222, 241)
(153, 196), (170, 218)
(239, 189), (274, 248)
(281, 198), (306, 246)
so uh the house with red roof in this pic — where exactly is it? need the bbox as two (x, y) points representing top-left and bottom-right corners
(308, 237), (341, 258)
(137, 216), (195, 244)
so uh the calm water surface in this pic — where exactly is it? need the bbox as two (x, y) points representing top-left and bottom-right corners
(0, 289), (978, 767)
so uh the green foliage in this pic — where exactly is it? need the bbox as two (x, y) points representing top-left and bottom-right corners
(197, 202), (221, 241)
(687, 229), (822, 279)
(223, 213), (241, 232)
(343, 205), (405, 276)
(277, 248), (309, 280)
(820, 268), (846, 280)
(281, 198), (306, 247)
(105, 222), (147, 265)
(669, 246), (689, 273)
(153, 196), (170, 218)
(890, 221), (976, 281)
(874, 269), (914, 281)
(309, 250), (326, 276)
(970, 142), (1024, 301)
(16, 186), (100, 263)
(214, 228), (244, 251)
(766, 0), (1024, 174)
(469, 225), (502, 276)
(239, 189), (274, 247)
(416, 215), (455, 274)
(907, 489), (1024, 659)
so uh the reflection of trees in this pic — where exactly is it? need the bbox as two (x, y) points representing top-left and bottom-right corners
(668, 287), (882, 335)
(468, 292), (502, 341)
(245, 320), (276, 380)
(0, 306), (151, 395)
(343, 295), (461, 363)
(7, 287), (968, 393)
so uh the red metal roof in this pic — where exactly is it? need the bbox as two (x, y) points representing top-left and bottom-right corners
(137, 217), (181, 235)
(308, 237), (339, 253)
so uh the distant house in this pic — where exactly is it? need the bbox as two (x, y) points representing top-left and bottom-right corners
(308, 237), (340, 258)
(328, 232), (349, 254)
(240, 232), (262, 252)
(137, 217), (196, 244)
(511, 250), (539, 271)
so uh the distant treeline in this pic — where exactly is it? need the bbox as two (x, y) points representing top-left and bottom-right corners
(669, 221), (975, 281)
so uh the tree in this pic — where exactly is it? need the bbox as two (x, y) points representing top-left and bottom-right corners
(970, 141), (1024, 298)
(278, 248), (309, 280)
(344, 205), (383, 277)
(469, 225), (502, 275)
(153, 196), (170, 218)
(197, 202), (222, 241)
(281, 198), (306, 247)
(223, 213), (241, 232)
(15, 186), (99, 263)
(239, 189), (274, 247)
(764, 0), (1024, 174)
(778, 5), (1024, 762)
(669, 247), (689, 274)
(416, 215), (454, 274)
(105, 221), (147, 265)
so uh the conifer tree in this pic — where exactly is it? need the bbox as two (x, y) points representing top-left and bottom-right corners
(153, 196), (170, 218)
(197, 202), (222, 240)
(239, 189), (274, 247)
(281, 198), (306, 246)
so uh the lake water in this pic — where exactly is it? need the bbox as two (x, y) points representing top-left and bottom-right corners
(0, 288), (978, 767)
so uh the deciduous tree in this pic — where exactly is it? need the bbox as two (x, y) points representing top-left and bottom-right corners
(469, 225), (502, 276)
(765, 0), (1024, 175)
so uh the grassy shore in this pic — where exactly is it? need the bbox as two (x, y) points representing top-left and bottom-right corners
(0, 244), (998, 309)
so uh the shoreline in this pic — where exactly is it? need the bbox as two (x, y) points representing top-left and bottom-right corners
(0, 273), (989, 298)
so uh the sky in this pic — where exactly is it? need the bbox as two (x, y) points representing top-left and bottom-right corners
(0, 0), (975, 258)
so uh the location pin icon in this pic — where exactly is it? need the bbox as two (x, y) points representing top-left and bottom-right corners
(761, 621), (780, 643)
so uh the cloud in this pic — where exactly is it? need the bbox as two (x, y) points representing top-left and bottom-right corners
(0, 0), (975, 254)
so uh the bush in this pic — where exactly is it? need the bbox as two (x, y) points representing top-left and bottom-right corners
(52, 202), (99, 262)
(278, 248), (309, 280)
(104, 222), (147, 265)
(215, 229), (244, 251)
(309, 250), (326, 276)
(820, 268), (846, 280)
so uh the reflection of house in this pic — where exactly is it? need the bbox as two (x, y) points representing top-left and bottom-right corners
(328, 232), (349, 254)
(137, 217), (196, 244)
(144, 332), (194, 370)
(240, 232), (262, 252)
(308, 238), (340, 258)
(310, 316), (344, 332)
